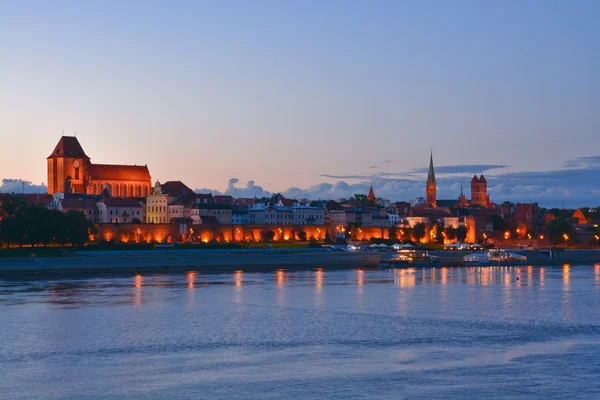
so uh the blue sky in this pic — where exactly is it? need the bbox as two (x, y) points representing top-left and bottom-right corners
(0, 1), (599, 207)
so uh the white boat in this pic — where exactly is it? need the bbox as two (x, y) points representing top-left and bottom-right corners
(463, 249), (527, 266)
(380, 250), (440, 268)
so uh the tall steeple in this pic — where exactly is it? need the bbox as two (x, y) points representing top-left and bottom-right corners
(367, 185), (376, 202)
(426, 151), (437, 207)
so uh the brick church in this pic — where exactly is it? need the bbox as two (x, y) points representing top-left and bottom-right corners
(47, 136), (152, 197)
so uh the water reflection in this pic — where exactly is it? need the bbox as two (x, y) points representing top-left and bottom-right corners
(187, 271), (196, 289)
(563, 264), (571, 291)
(561, 264), (572, 322)
(315, 268), (324, 309)
(315, 268), (323, 293)
(356, 268), (364, 295)
(134, 274), (143, 306)
(595, 264), (600, 284)
(393, 268), (416, 287)
(276, 269), (286, 307)
(234, 270), (243, 288)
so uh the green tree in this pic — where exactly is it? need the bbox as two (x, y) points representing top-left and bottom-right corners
(457, 226), (468, 242)
(0, 216), (24, 248)
(324, 231), (333, 244)
(388, 226), (398, 241)
(413, 222), (426, 243)
(66, 210), (90, 247)
(546, 219), (574, 245)
(444, 227), (457, 241)
(491, 214), (507, 231)
(262, 230), (275, 242)
(434, 223), (445, 244)
(351, 194), (368, 203)
(296, 230), (307, 241)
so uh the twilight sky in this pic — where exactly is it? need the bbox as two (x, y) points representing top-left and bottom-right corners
(1, 1), (599, 207)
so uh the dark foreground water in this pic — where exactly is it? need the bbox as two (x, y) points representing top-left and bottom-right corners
(2, 265), (600, 399)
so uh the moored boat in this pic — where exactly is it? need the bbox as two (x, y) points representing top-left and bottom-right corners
(379, 250), (440, 268)
(463, 250), (527, 266)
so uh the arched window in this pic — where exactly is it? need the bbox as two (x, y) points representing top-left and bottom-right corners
(144, 185), (149, 197)
(123, 185), (128, 197)
(114, 184), (120, 197)
(137, 185), (142, 197)
(92, 183), (97, 194)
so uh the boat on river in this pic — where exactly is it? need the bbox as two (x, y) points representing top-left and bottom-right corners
(379, 250), (440, 268)
(463, 250), (527, 266)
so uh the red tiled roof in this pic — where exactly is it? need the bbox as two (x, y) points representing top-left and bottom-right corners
(471, 175), (479, 183)
(234, 198), (255, 206)
(99, 198), (143, 208)
(62, 199), (96, 210)
(89, 164), (151, 182)
(162, 181), (193, 197)
(281, 198), (294, 206)
(479, 175), (487, 183)
(214, 195), (234, 204)
(24, 194), (54, 205)
(47, 136), (90, 159)
(367, 185), (376, 200)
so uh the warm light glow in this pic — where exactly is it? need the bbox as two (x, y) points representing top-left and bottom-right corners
(187, 271), (196, 289)
(276, 269), (285, 288)
(315, 268), (323, 291)
(357, 268), (364, 286)
(234, 270), (243, 288)
(563, 264), (570, 288)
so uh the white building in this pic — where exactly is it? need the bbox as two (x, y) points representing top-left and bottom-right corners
(293, 206), (325, 225)
(98, 198), (144, 223)
(145, 181), (169, 223)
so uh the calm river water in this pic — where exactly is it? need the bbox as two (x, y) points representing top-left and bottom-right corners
(2, 265), (600, 399)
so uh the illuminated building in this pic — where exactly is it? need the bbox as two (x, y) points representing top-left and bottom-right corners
(470, 175), (492, 208)
(145, 181), (169, 223)
(47, 136), (151, 197)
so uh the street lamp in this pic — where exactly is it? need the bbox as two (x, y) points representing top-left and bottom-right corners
(563, 234), (569, 247)
(595, 234), (599, 247)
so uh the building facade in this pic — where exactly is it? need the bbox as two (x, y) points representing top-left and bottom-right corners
(47, 136), (152, 197)
(145, 181), (169, 223)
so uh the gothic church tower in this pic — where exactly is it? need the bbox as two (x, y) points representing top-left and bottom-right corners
(426, 151), (437, 207)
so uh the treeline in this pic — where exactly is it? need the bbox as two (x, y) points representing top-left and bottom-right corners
(0, 194), (95, 248)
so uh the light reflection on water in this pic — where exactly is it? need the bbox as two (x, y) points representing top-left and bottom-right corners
(1, 265), (600, 399)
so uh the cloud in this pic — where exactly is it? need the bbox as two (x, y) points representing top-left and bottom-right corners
(368, 165), (380, 169)
(196, 178), (271, 198)
(0, 179), (48, 194)
(384, 160), (392, 164)
(410, 164), (508, 175)
(564, 156), (600, 168)
(196, 163), (600, 208)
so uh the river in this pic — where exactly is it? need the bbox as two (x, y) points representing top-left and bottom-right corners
(2, 265), (600, 399)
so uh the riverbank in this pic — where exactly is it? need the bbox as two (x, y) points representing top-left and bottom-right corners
(0, 248), (598, 276)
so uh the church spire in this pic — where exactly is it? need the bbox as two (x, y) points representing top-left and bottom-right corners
(367, 185), (376, 201)
(426, 151), (437, 207)
(427, 150), (436, 186)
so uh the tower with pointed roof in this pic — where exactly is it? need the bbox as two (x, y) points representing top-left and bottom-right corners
(456, 182), (470, 207)
(426, 152), (437, 207)
(367, 185), (376, 202)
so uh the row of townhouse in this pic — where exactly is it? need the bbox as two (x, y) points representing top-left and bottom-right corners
(248, 205), (326, 225)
